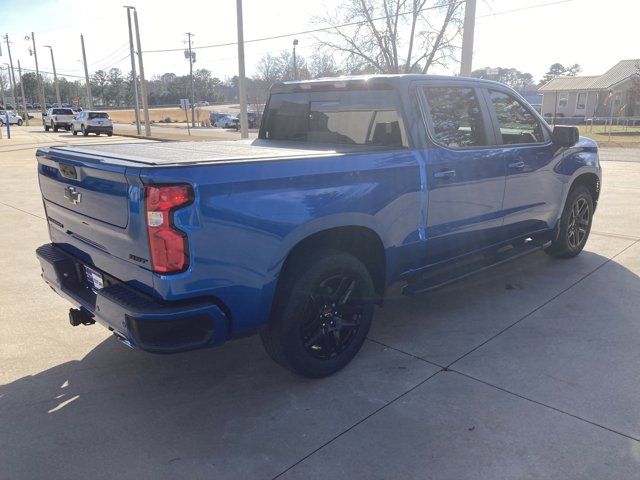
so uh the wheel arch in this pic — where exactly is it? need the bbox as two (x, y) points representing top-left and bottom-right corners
(569, 171), (601, 208)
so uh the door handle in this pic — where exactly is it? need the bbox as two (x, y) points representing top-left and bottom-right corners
(508, 161), (526, 170)
(433, 169), (456, 180)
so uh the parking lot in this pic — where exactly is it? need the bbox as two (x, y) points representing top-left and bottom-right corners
(1, 128), (639, 479)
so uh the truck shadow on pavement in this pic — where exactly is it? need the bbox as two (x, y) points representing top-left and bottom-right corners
(1, 249), (638, 478)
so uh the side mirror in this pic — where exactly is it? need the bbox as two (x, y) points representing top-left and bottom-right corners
(552, 125), (579, 148)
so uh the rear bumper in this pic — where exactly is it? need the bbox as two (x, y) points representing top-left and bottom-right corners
(85, 125), (113, 133)
(36, 243), (229, 353)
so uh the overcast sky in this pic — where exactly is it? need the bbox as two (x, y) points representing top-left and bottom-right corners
(1, 0), (638, 84)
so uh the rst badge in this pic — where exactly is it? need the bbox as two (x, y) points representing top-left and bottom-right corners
(64, 185), (82, 204)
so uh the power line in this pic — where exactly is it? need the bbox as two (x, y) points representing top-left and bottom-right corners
(477, 0), (573, 19)
(88, 41), (130, 69)
(143, 0), (468, 53)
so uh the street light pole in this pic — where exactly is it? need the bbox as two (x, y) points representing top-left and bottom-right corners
(459, 0), (476, 77)
(26, 33), (46, 114)
(80, 34), (94, 109)
(44, 45), (61, 104)
(292, 39), (298, 80)
(124, 7), (141, 134)
(131, 7), (151, 136)
(17, 60), (29, 125)
(236, 0), (248, 138)
(186, 32), (196, 128)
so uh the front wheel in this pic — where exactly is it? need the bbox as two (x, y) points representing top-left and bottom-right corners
(71, 125), (77, 135)
(82, 125), (88, 137)
(44, 123), (49, 131)
(261, 250), (375, 378)
(545, 185), (594, 258)
(52, 122), (58, 132)
(17, 119), (22, 126)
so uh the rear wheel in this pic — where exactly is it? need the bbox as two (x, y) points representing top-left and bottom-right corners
(261, 250), (375, 378)
(52, 122), (58, 132)
(82, 125), (88, 137)
(72, 125), (77, 135)
(545, 185), (593, 258)
(17, 119), (22, 126)
(44, 123), (49, 131)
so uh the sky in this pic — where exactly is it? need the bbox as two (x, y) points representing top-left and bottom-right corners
(1, 0), (639, 85)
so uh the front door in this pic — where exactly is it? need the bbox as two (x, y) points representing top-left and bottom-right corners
(483, 88), (563, 239)
(418, 84), (507, 264)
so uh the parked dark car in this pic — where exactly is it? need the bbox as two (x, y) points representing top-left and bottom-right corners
(35, 75), (601, 377)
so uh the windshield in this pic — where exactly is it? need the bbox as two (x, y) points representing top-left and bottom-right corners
(261, 90), (407, 148)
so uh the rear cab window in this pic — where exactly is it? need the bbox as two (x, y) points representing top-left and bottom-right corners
(53, 108), (74, 115)
(421, 86), (489, 149)
(261, 90), (408, 148)
(88, 112), (110, 120)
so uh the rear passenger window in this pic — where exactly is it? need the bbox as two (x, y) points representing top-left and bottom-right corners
(489, 90), (546, 145)
(261, 91), (408, 148)
(423, 87), (487, 148)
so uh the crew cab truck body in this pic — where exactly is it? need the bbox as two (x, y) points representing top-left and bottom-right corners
(36, 75), (601, 377)
(43, 107), (75, 132)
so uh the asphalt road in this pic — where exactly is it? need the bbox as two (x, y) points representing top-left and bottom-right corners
(1, 128), (640, 479)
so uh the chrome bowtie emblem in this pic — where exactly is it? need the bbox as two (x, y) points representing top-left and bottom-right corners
(64, 185), (82, 205)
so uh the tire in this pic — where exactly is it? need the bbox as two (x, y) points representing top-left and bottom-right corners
(82, 125), (88, 137)
(17, 119), (22, 126)
(545, 185), (594, 258)
(260, 250), (375, 378)
(96, 132), (101, 136)
(72, 125), (77, 135)
(44, 123), (49, 131)
(52, 122), (58, 132)
(107, 132), (113, 137)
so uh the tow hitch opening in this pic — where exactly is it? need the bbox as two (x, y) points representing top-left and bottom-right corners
(69, 308), (95, 326)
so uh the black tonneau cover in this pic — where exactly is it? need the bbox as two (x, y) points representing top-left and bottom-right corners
(46, 139), (395, 167)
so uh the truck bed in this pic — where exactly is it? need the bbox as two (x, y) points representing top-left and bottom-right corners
(44, 139), (393, 167)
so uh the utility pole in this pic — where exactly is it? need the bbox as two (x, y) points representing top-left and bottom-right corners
(292, 39), (298, 80)
(26, 33), (46, 114)
(3, 35), (17, 104)
(459, 0), (476, 77)
(185, 32), (196, 128)
(2, 62), (16, 106)
(236, 0), (248, 138)
(44, 45), (61, 104)
(124, 8), (141, 134)
(80, 34), (94, 109)
(131, 7), (150, 136)
(17, 60), (29, 125)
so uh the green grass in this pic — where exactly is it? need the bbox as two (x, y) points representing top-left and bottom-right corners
(576, 124), (640, 147)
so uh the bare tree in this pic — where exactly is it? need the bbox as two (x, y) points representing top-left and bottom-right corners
(314, 0), (464, 74)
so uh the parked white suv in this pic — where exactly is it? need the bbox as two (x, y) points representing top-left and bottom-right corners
(44, 108), (75, 132)
(0, 110), (23, 126)
(71, 111), (113, 136)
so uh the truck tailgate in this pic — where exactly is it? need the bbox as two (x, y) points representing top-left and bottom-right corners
(39, 156), (129, 228)
(36, 147), (153, 290)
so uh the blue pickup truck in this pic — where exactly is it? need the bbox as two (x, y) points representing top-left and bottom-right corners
(36, 75), (601, 377)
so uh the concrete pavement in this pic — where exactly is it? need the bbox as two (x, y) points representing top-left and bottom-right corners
(1, 127), (639, 479)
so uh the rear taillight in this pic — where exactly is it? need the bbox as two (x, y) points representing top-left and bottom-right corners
(145, 184), (194, 274)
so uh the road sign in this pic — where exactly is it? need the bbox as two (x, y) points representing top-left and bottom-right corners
(180, 98), (190, 110)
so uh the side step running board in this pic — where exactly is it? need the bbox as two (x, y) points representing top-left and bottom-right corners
(403, 239), (552, 296)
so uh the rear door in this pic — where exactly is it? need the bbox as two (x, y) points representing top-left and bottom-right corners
(483, 87), (561, 239)
(416, 82), (507, 263)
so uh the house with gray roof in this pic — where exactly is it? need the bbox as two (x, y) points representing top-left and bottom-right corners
(539, 59), (640, 120)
